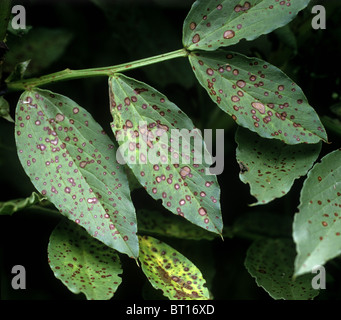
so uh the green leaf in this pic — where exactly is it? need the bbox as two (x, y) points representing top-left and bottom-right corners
(137, 209), (218, 240)
(183, 0), (310, 51)
(15, 88), (138, 258)
(293, 149), (341, 277)
(139, 235), (210, 300)
(109, 74), (223, 235)
(0, 96), (14, 123)
(4, 28), (73, 76)
(48, 218), (122, 300)
(0, 192), (45, 215)
(189, 50), (327, 144)
(235, 127), (321, 205)
(245, 238), (319, 300)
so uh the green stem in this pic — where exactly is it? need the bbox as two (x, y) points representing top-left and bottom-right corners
(6, 48), (189, 92)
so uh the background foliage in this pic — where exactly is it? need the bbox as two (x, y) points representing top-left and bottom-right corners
(1, 0), (341, 300)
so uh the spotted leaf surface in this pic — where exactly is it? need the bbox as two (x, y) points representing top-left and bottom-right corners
(245, 238), (319, 300)
(189, 50), (327, 144)
(236, 127), (321, 205)
(109, 74), (222, 235)
(293, 149), (341, 277)
(15, 88), (138, 258)
(48, 219), (122, 300)
(139, 235), (210, 300)
(183, 0), (310, 51)
(137, 209), (217, 240)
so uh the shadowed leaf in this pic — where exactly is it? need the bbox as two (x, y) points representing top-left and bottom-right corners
(4, 28), (73, 76)
(0, 0), (11, 41)
(137, 209), (219, 240)
(236, 127), (321, 205)
(233, 211), (292, 239)
(48, 218), (122, 300)
(5, 60), (31, 82)
(245, 238), (319, 300)
(0, 96), (14, 122)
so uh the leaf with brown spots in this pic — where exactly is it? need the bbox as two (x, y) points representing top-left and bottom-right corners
(236, 127), (321, 205)
(48, 218), (122, 300)
(183, 0), (310, 51)
(138, 235), (210, 300)
(293, 149), (341, 276)
(189, 50), (327, 144)
(245, 238), (319, 300)
(109, 74), (223, 235)
(15, 88), (139, 258)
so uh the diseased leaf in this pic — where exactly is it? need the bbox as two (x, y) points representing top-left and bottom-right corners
(235, 127), (321, 205)
(48, 218), (122, 300)
(293, 149), (341, 277)
(245, 238), (319, 300)
(109, 74), (222, 235)
(15, 88), (138, 258)
(183, 0), (310, 51)
(0, 192), (45, 215)
(137, 209), (218, 240)
(139, 235), (210, 300)
(189, 50), (327, 144)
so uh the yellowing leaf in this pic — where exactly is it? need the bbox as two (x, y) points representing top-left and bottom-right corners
(139, 235), (210, 300)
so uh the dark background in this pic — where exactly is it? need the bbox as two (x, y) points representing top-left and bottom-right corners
(1, 0), (341, 300)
